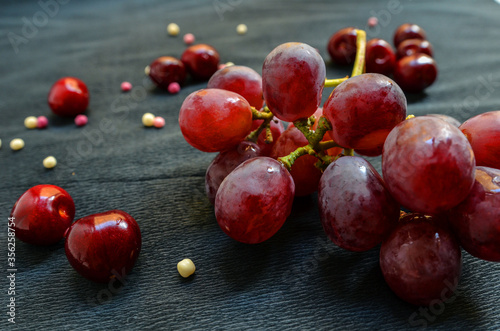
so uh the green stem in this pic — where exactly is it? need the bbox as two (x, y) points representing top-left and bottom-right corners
(343, 148), (354, 156)
(351, 29), (367, 77)
(324, 76), (349, 88)
(246, 107), (274, 143)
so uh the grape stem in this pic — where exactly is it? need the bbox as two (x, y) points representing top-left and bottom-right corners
(324, 76), (349, 88)
(246, 106), (274, 143)
(351, 29), (367, 77)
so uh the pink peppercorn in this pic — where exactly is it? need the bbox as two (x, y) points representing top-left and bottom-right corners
(153, 116), (165, 128)
(368, 17), (378, 27)
(75, 114), (88, 127)
(121, 81), (132, 92)
(168, 82), (181, 94)
(183, 33), (195, 45)
(37, 116), (49, 129)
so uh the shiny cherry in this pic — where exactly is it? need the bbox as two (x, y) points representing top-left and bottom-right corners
(10, 184), (75, 245)
(48, 77), (89, 117)
(396, 38), (433, 59)
(181, 44), (220, 80)
(148, 56), (186, 90)
(394, 53), (438, 93)
(365, 38), (396, 76)
(65, 210), (141, 283)
(327, 27), (358, 65)
(393, 23), (427, 47)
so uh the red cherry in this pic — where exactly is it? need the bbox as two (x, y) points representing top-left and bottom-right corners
(10, 185), (75, 245)
(394, 53), (438, 93)
(48, 77), (89, 117)
(393, 23), (427, 48)
(327, 27), (358, 65)
(181, 44), (220, 80)
(396, 38), (433, 59)
(148, 56), (186, 90)
(65, 210), (141, 283)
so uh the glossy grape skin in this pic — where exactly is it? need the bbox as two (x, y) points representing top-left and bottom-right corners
(448, 167), (500, 261)
(262, 42), (326, 122)
(396, 39), (433, 59)
(380, 214), (462, 306)
(65, 210), (141, 283)
(215, 157), (295, 244)
(426, 114), (461, 128)
(460, 111), (500, 169)
(148, 56), (186, 89)
(48, 77), (89, 117)
(181, 44), (220, 80)
(327, 27), (357, 65)
(205, 141), (261, 205)
(270, 126), (322, 196)
(10, 185), (75, 245)
(207, 65), (264, 109)
(365, 38), (396, 76)
(393, 23), (427, 48)
(382, 116), (476, 215)
(394, 53), (438, 93)
(323, 73), (407, 153)
(318, 156), (400, 252)
(179, 89), (253, 153)
(251, 118), (285, 157)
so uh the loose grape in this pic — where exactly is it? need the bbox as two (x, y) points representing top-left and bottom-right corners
(396, 38), (433, 59)
(393, 23), (427, 48)
(327, 27), (358, 65)
(318, 156), (400, 252)
(179, 89), (252, 153)
(323, 73), (407, 153)
(380, 214), (462, 306)
(365, 38), (396, 76)
(148, 56), (186, 90)
(382, 116), (475, 214)
(181, 44), (220, 80)
(207, 65), (264, 109)
(394, 53), (438, 93)
(460, 110), (500, 169)
(262, 42), (326, 122)
(215, 157), (295, 244)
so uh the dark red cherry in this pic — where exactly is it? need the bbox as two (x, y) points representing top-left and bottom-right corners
(327, 27), (358, 65)
(148, 56), (186, 90)
(10, 184), (75, 245)
(393, 23), (427, 47)
(396, 39), (433, 59)
(48, 77), (89, 117)
(394, 53), (438, 93)
(181, 44), (220, 80)
(365, 38), (396, 76)
(65, 210), (141, 283)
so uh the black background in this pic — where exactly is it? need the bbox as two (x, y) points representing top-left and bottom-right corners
(1, 0), (500, 330)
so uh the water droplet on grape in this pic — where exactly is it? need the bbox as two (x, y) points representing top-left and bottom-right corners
(267, 166), (275, 173)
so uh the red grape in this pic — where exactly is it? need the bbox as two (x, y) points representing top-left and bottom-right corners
(449, 166), (500, 261)
(460, 110), (500, 169)
(327, 27), (357, 65)
(270, 126), (322, 196)
(323, 73), (407, 153)
(148, 56), (186, 89)
(318, 156), (400, 252)
(215, 157), (295, 244)
(394, 53), (438, 93)
(382, 116), (475, 214)
(262, 42), (326, 122)
(393, 23), (427, 48)
(396, 39), (433, 59)
(426, 114), (461, 128)
(380, 214), (462, 306)
(365, 38), (396, 76)
(181, 44), (220, 80)
(48, 77), (89, 117)
(205, 141), (261, 205)
(207, 65), (264, 109)
(251, 118), (285, 157)
(179, 88), (253, 153)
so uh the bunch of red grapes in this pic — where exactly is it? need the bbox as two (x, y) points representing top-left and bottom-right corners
(178, 27), (500, 306)
(328, 23), (438, 93)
